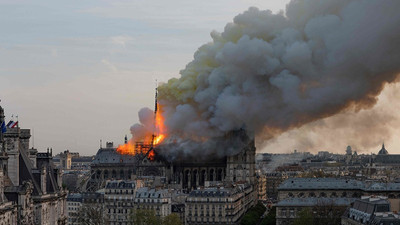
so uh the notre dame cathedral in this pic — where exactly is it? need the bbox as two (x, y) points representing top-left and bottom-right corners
(86, 130), (256, 192)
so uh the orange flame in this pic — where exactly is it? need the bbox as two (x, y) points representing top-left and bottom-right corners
(117, 105), (166, 160)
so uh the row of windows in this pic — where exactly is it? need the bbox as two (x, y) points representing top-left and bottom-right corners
(106, 189), (135, 194)
(67, 202), (80, 206)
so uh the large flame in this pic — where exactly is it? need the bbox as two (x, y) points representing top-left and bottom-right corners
(117, 105), (166, 160)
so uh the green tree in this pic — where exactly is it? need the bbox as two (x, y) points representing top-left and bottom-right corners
(130, 209), (161, 225)
(241, 203), (267, 225)
(163, 213), (183, 225)
(260, 206), (276, 225)
(293, 208), (313, 225)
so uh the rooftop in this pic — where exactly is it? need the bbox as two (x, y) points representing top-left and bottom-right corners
(135, 187), (169, 199)
(276, 197), (355, 207)
(278, 178), (365, 190)
(92, 148), (137, 165)
(105, 180), (136, 189)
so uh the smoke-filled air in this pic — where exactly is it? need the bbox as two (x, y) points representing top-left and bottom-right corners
(121, 0), (400, 160)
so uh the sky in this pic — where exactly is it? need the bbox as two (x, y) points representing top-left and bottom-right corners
(2, 0), (399, 156)
(1, 0), (293, 155)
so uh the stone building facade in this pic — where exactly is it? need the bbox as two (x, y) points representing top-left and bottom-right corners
(0, 105), (67, 224)
(102, 180), (172, 225)
(275, 197), (352, 225)
(104, 180), (137, 225)
(134, 187), (171, 217)
(278, 178), (365, 201)
(87, 130), (256, 193)
(257, 174), (266, 201)
(185, 183), (255, 225)
(59, 150), (73, 170)
(265, 172), (287, 201)
(341, 196), (400, 225)
(278, 178), (400, 201)
(66, 193), (82, 225)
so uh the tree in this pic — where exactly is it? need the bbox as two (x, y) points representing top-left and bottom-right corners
(163, 213), (183, 225)
(292, 200), (347, 225)
(260, 206), (276, 225)
(76, 204), (109, 225)
(130, 209), (161, 225)
(312, 200), (347, 225)
(241, 202), (267, 225)
(293, 208), (313, 225)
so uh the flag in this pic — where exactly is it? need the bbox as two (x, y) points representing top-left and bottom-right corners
(6, 120), (13, 128)
(9, 121), (18, 128)
(1, 121), (6, 133)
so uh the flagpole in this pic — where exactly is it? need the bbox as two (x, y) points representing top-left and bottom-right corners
(0, 101), (5, 154)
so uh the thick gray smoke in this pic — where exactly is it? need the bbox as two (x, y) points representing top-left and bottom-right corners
(133, 0), (400, 158)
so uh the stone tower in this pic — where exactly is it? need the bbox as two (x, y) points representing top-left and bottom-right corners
(225, 130), (256, 185)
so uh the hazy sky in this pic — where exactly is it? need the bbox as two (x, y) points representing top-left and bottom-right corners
(1, 0), (292, 155)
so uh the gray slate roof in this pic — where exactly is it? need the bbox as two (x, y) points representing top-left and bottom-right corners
(135, 187), (169, 199)
(278, 178), (365, 190)
(276, 197), (356, 207)
(279, 178), (400, 192)
(106, 180), (135, 189)
(92, 148), (137, 164)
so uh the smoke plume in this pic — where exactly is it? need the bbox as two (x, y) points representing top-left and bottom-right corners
(262, 83), (400, 154)
(131, 0), (400, 158)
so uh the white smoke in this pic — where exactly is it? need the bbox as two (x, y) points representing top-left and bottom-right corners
(129, 107), (155, 142)
(134, 0), (400, 158)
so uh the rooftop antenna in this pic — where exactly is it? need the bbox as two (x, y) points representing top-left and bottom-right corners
(100, 139), (102, 148)
(16, 115), (18, 128)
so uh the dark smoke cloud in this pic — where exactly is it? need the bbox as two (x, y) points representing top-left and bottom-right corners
(132, 0), (400, 157)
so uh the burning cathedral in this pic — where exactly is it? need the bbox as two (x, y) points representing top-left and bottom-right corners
(86, 90), (256, 192)
(87, 131), (256, 192)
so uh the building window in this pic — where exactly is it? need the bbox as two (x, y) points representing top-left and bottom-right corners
(281, 209), (287, 217)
